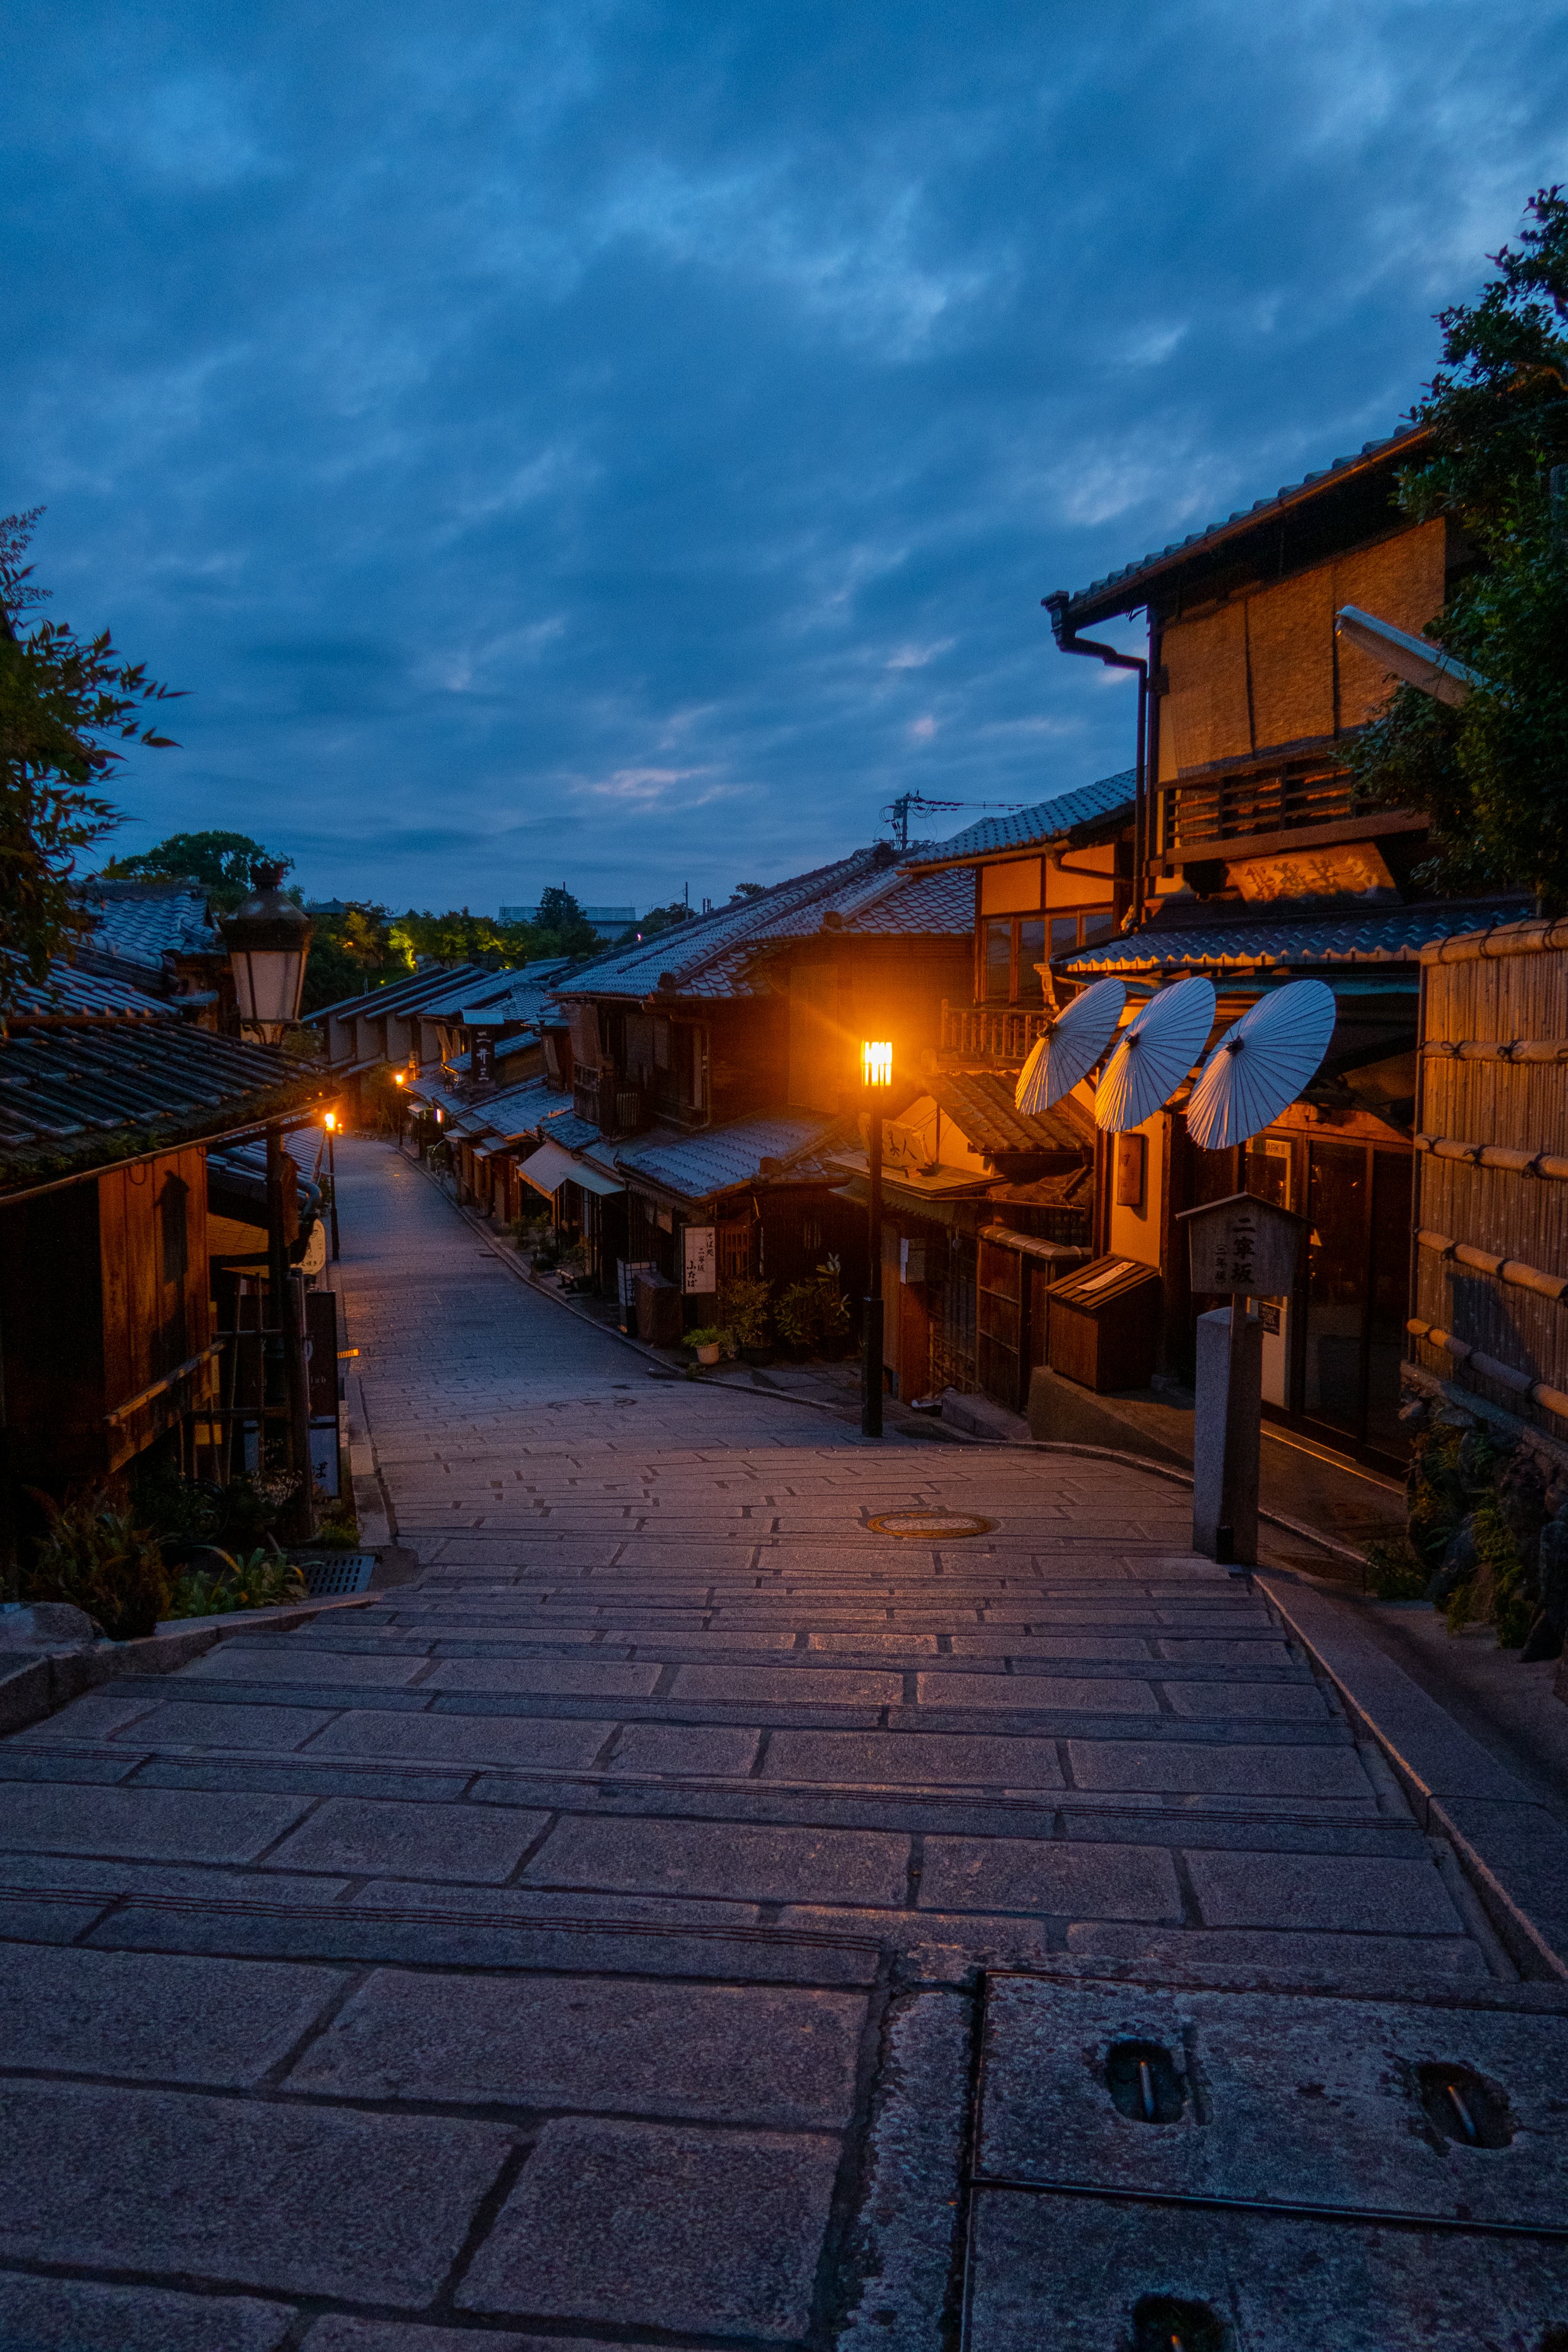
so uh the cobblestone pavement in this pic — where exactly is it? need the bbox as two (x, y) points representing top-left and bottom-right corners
(0, 1139), (1541, 2351)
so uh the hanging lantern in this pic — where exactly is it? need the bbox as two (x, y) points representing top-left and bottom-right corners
(221, 866), (313, 1043)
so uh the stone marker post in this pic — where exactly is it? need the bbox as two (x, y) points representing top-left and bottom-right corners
(1178, 1192), (1307, 1568)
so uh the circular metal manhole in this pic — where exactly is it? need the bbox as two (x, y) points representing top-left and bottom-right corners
(866, 1509), (996, 1540)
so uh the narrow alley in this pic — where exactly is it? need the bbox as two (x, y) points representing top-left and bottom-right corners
(0, 1140), (1560, 2350)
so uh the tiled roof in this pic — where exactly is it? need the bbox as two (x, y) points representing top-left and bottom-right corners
(1059, 901), (1525, 974)
(0, 975), (327, 1183)
(675, 860), (977, 1001)
(915, 772), (1136, 865)
(76, 882), (221, 970)
(313, 961), (497, 1026)
(1064, 424), (1430, 620)
(557, 849), (912, 1002)
(619, 1112), (839, 1202)
(6, 965), (173, 1025)
(929, 1071), (1095, 1158)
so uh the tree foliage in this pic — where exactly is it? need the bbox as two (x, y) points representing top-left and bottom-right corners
(301, 902), (403, 1013)
(0, 510), (181, 1005)
(102, 829), (288, 911)
(1347, 189), (1568, 904)
(636, 899), (695, 941)
(387, 887), (599, 972)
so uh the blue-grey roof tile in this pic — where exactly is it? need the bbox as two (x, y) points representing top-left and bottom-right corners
(1059, 901), (1525, 973)
(619, 1112), (839, 1201)
(920, 771), (1136, 863)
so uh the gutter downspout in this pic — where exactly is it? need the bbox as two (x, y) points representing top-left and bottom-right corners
(1042, 592), (1148, 928)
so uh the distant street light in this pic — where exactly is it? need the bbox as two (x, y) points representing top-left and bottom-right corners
(861, 1040), (893, 1439)
(221, 865), (313, 1043)
(323, 1111), (341, 1261)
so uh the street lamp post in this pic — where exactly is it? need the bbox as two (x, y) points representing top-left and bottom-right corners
(219, 866), (313, 1043)
(323, 1111), (341, 1261)
(861, 1040), (892, 1439)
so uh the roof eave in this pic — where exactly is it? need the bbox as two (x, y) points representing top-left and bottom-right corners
(1061, 425), (1434, 628)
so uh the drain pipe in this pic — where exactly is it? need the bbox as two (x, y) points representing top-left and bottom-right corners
(1042, 591), (1148, 926)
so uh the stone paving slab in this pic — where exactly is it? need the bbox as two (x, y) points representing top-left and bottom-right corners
(261, 1795), (552, 1881)
(0, 2276), (295, 2352)
(0, 2081), (512, 2301)
(0, 1781), (312, 1863)
(980, 1974), (1568, 2219)
(964, 2187), (1568, 2350)
(455, 2117), (840, 2338)
(0, 1942), (346, 2086)
(289, 1970), (867, 2124)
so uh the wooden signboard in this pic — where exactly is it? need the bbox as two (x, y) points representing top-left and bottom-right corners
(1178, 1191), (1306, 1298)
(682, 1223), (717, 1295)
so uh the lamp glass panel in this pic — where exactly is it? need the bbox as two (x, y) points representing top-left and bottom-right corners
(862, 1040), (893, 1088)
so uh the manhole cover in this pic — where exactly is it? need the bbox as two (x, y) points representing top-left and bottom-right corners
(866, 1510), (996, 1539)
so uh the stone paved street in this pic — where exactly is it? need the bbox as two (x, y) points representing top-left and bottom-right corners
(0, 1139), (1544, 2349)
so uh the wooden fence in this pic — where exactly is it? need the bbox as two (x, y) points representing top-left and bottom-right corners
(1411, 919), (1568, 1432)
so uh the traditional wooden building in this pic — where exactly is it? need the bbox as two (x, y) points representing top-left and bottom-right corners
(1036, 425), (1527, 1467)
(0, 965), (330, 1536)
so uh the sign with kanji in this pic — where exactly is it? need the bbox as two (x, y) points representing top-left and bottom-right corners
(1179, 1191), (1305, 1297)
(682, 1224), (717, 1294)
(472, 1032), (496, 1083)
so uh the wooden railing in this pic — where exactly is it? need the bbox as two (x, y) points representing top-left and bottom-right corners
(1154, 767), (1353, 855)
(939, 1004), (1053, 1064)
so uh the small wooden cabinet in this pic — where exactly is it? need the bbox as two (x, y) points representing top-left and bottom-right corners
(1046, 1255), (1162, 1393)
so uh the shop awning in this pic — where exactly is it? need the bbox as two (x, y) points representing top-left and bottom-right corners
(519, 1139), (624, 1198)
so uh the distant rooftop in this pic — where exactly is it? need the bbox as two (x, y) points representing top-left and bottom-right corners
(908, 770), (1136, 868)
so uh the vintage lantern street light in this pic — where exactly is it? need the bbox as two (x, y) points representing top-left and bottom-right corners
(221, 865), (313, 1043)
(861, 1040), (893, 1438)
(323, 1110), (341, 1261)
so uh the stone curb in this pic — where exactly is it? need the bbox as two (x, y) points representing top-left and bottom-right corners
(0, 1591), (377, 1740)
(1257, 1569), (1568, 1984)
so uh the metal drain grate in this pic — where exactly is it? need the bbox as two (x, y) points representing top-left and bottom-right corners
(867, 1509), (996, 1539)
(297, 1552), (378, 1597)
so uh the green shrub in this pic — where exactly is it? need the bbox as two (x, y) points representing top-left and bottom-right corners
(1443, 1494), (1533, 1646)
(166, 1547), (307, 1619)
(776, 1281), (823, 1348)
(1363, 1535), (1428, 1602)
(815, 1257), (853, 1340)
(21, 1489), (170, 1640)
(717, 1276), (770, 1348)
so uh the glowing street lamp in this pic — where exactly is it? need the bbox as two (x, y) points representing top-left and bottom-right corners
(221, 865), (313, 1044)
(322, 1110), (341, 1261)
(861, 1040), (893, 1439)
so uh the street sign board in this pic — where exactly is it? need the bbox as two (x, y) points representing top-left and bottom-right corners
(682, 1224), (717, 1294)
(1178, 1190), (1306, 1297)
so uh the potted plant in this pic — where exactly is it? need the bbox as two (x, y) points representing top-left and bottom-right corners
(685, 1325), (729, 1367)
(776, 1280), (823, 1361)
(718, 1276), (773, 1365)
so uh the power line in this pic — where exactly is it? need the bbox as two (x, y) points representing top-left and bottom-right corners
(879, 792), (1031, 852)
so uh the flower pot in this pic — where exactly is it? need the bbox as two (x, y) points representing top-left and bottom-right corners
(694, 1342), (722, 1366)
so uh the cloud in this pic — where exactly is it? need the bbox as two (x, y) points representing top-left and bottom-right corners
(3, 0), (1565, 912)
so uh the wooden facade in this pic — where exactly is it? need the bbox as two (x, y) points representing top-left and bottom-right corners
(1410, 922), (1568, 1438)
(0, 1146), (216, 1492)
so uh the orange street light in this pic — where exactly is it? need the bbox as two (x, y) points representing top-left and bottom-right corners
(322, 1110), (341, 1259)
(393, 1070), (406, 1087)
(859, 1040), (892, 1437)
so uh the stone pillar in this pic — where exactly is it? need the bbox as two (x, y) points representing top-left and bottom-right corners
(1193, 1304), (1262, 1567)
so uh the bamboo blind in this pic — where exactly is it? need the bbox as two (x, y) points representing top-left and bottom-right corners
(1414, 921), (1568, 1428)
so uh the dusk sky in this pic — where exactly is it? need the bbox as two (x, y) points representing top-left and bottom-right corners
(6, 3), (1566, 915)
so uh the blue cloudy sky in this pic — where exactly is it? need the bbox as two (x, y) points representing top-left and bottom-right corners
(5, 2), (1566, 914)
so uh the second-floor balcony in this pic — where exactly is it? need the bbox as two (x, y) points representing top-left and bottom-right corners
(1154, 765), (1354, 859)
(939, 1003), (1052, 1068)
(573, 1068), (653, 1139)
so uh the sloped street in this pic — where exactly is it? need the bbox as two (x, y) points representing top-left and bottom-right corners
(0, 1139), (1558, 2350)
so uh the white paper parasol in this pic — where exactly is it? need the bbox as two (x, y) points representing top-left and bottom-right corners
(1186, 978), (1337, 1150)
(1094, 975), (1217, 1133)
(1015, 977), (1127, 1113)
